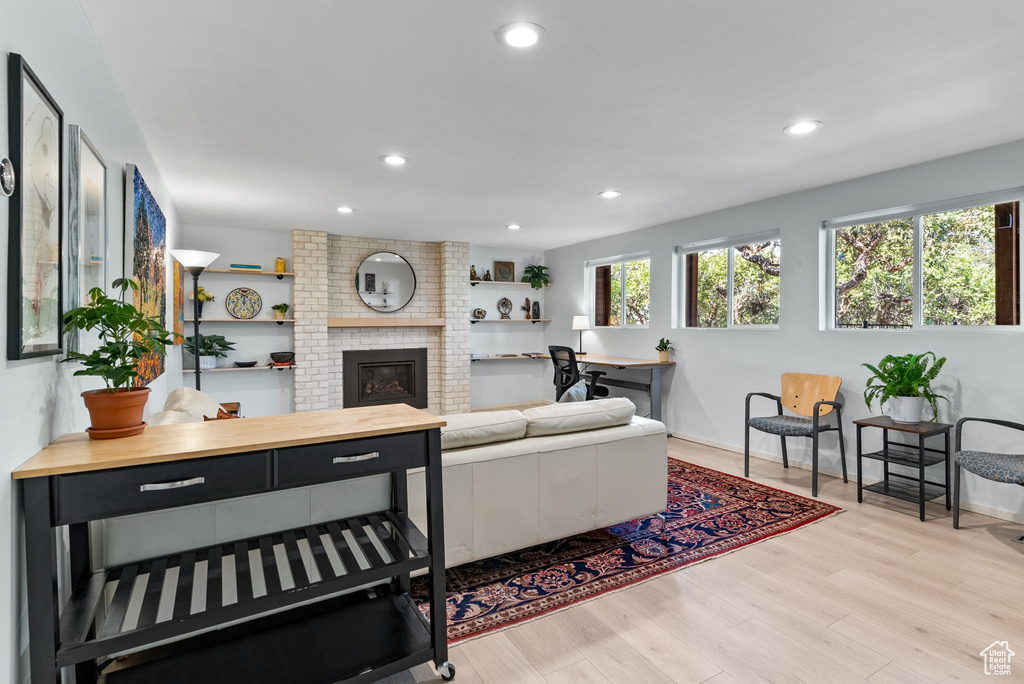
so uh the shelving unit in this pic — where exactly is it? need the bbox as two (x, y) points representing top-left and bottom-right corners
(470, 318), (550, 324)
(205, 269), (295, 279)
(183, 365), (297, 373)
(470, 355), (544, 362)
(188, 318), (295, 325)
(469, 280), (550, 287)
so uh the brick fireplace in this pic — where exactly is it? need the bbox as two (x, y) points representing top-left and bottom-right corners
(291, 231), (470, 416)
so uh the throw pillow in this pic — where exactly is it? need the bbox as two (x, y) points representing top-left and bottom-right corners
(558, 379), (588, 403)
(203, 408), (240, 421)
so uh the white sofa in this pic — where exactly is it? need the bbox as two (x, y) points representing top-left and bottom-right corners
(106, 392), (667, 570)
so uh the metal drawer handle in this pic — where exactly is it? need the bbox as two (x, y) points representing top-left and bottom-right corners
(333, 452), (379, 464)
(139, 477), (206, 492)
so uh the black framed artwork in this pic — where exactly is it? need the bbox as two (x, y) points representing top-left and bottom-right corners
(7, 53), (64, 359)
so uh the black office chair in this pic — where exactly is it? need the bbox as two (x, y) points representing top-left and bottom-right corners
(548, 346), (609, 401)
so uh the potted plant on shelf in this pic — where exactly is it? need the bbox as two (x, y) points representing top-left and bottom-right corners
(863, 351), (947, 424)
(189, 286), (215, 317)
(521, 264), (550, 290)
(271, 302), (290, 320)
(184, 334), (236, 370)
(62, 278), (178, 439)
(655, 338), (674, 363)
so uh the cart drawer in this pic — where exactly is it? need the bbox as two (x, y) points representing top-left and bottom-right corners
(276, 432), (426, 487)
(55, 452), (271, 524)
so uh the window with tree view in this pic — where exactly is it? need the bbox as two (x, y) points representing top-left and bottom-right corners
(593, 257), (650, 327)
(685, 238), (781, 327)
(832, 199), (1019, 328)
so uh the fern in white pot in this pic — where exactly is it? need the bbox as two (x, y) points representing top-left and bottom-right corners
(862, 352), (947, 423)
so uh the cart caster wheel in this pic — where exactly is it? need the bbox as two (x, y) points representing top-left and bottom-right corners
(438, 662), (455, 681)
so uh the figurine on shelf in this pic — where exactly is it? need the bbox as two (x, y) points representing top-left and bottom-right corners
(532, 301), (540, 319)
(472, 308), (487, 320)
(275, 257), (287, 273)
(522, 297), (531, 320)
(470, 265), (478, 281)
(483, 269), (492, 281)
(497, 297), (512, 319)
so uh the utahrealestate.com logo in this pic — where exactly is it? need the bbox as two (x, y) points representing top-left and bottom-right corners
(981, 641), (1014, 676)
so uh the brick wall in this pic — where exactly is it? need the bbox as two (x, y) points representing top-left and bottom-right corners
(294, 231), (470, 415)
(292, 230), (330, 412)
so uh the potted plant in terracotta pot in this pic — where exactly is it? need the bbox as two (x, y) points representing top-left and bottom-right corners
(184, 334), (235, 370)
(655, 338), (674, 363)
(271, 302), (290, 320)
(62, 279), (178, 439)
(863, 351), (947, 424)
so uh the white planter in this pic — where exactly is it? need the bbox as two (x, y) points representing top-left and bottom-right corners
(199, 355), (218, 370)
(889, 396), (924, 424)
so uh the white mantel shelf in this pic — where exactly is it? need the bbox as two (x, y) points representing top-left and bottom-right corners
(327, 317), (447, 328)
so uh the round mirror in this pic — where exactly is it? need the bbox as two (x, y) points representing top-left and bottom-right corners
(356, 252), (417, 312)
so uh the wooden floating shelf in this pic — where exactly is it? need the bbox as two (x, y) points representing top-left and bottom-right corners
(469, 280), (550, 287)
(187, 318), (295, 324)
(204, 269), (295, 278)
(470, 318), (550, 324)
(470, 355), (545, 361)
(183, 365), (297, 373)
(327, 317), (446, 328)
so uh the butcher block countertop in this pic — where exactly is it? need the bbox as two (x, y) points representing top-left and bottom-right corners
(12, 404), (445, 479)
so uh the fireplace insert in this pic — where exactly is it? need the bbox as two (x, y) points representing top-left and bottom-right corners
(342, 348), (428, 409)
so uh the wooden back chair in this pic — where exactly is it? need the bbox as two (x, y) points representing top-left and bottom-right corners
(745, 373), (847, 497)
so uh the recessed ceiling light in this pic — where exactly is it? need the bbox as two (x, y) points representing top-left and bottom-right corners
(380, 154), (408, 166)
(507, 224), (521, 231)
(784, 120), (823, 136)
(598, 190), (622, 199)
(336, 206), (354, 213)
(496, 22), (546, 48)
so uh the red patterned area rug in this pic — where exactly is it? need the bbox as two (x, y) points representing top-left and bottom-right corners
(415, 457), (841, 644)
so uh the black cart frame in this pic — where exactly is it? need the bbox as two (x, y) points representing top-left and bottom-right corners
(21, 427), (452, 683)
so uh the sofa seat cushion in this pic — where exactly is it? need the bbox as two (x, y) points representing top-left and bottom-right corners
(163, 387), (225, 420)
(440, 410), (528, 450)
(523, 397), (636, 437)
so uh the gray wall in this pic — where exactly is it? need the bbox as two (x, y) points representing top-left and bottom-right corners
(545, 139), (1024, 521)
(1, 2), (182, 681)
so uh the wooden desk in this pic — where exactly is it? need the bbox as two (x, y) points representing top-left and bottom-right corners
(538, 353), (674, 422)
(14, 405), (454, 684)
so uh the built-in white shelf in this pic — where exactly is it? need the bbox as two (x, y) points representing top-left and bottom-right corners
(469, 280), (550, 287)
(183, 365), (298, 373)
(469, 318), (550, 324)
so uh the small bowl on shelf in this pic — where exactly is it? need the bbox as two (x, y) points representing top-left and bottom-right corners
(234, 360), (258, 368)
(270, 351), (295, 365)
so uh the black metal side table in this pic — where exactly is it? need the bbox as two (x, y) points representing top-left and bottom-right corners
(854, 415), (954, 521)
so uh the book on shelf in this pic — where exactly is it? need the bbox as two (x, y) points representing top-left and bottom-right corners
(229, 263), (263, 271)
(470, 353), (489, 359)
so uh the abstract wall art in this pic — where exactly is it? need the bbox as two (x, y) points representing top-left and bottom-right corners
(6, 53), (64, 360)
(124, 164), (167, 385)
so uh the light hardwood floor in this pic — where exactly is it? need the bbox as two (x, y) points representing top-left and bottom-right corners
(385, 437), (1024, 684)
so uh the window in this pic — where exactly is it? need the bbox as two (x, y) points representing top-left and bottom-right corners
(827, 191), (1020, 329)
(590, 256), (650, 327)
(681, 234), (781, 328)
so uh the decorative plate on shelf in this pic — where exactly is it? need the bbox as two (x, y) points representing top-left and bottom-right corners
(224, 287), (263, 319)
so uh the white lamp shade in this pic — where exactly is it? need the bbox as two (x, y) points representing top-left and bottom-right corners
(571, 315), (591, 331)
(170, 249), (220, 269)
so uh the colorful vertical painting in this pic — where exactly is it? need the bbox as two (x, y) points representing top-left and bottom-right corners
(173, 261), (185, 344)
(124, 164), (167, 385)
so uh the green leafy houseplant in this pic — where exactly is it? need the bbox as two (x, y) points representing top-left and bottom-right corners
(521, 264), (550, 290)
(62, 278), (178, 438)
(863, 351), (947, 420)
(655, 338), (673, 352)
(272, 302), (290, 319)
(63, 278), (177, 391)
(184, 334), (236, 358)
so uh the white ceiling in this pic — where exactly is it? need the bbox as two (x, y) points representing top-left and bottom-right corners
(79, 0), (1024, 249)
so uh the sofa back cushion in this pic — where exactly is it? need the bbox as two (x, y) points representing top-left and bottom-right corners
(523, 397), (636, 437)
(441, 410), (528, 450)
(163, 387), (225, 420)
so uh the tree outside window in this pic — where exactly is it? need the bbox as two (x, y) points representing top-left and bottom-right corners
(685, 239), (781, 328)
(833, 201), (1018, 328)
(593, 258), (650, 327)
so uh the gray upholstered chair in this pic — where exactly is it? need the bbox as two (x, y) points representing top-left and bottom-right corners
(953, 417), (1024, 529)
(745, 372), (848, 497)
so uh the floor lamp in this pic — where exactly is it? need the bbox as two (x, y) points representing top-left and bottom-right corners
(170, 250), (220, 391)
(571, 315), (590, 356)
